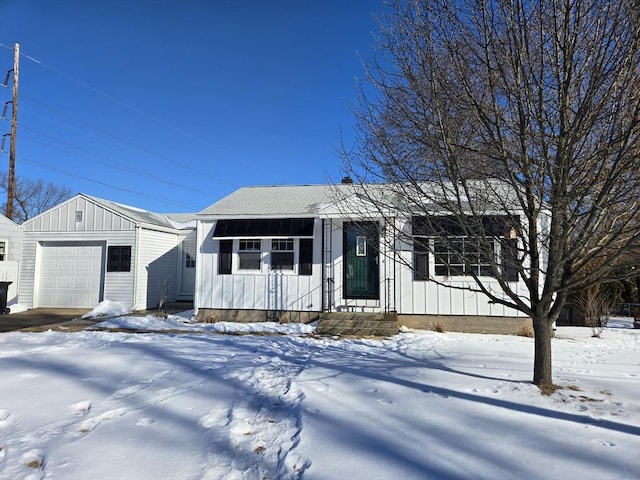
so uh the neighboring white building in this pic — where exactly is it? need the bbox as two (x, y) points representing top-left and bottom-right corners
(0, 213), (23, 309)
(194, 184), (531, 326)
(19, 194), (196, 310)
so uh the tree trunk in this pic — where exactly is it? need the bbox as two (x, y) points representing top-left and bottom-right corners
(532, 316), (554, 387)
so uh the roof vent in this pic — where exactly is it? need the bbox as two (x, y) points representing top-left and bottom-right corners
(341, 176), (353, 184)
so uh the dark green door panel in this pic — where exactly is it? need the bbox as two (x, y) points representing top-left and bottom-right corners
(343, 222), (379, 299)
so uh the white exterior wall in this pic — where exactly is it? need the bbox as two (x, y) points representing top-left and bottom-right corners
(195, 219), (323, 313)
(135, 228), (180, 309)
(20, 196), (138, 309)
(196, 214), (530, 318)
(19, 230), (137, 309)
(391, 216), (528, 317)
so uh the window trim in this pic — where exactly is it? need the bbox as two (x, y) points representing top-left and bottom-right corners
(107, 245), (132, 273)
(238, 239), (262, 271)
(270, 238), (294, 271)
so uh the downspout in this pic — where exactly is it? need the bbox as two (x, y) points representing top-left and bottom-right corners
(193, 219), (202, 319)
(321, 218), (325, 312)
(132, 224), (141, 311)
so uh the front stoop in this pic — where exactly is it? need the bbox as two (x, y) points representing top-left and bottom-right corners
(316, 312), (399, 337)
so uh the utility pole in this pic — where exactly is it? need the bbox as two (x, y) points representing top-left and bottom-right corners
(6, 42), (18, 220)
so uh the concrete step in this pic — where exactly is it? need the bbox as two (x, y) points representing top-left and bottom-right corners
(317, 312), (398, 337)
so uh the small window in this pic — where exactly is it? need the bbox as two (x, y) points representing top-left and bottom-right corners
(356, 236), (367, 256)
(107, 246), (131, 272)
(238, 239), (261, 270)
(219, 239), (232, 275)
(75, 211), (83, 222)
(299, 239), (313, 276)
(0, 241), (6, 261)
(184, 240), (196, 268)
(271, 239), (294, 270)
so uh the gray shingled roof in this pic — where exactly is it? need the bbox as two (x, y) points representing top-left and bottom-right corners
(198, 185), (349, 216)
(83, 194), (195, 229)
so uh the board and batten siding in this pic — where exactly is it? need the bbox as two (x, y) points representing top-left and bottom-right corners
(135, 228), (180, 310)
(195, 220), (323, 313)
(23, 196), (136, 232)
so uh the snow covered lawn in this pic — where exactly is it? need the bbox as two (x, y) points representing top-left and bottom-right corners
(0, 312), (638, 480)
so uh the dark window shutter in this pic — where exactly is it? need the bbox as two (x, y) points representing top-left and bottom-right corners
(413, 238), (429, 281)
(502, 238), (519, 282)
(219, 240), (232, 275)
(299, 239), (313, 276)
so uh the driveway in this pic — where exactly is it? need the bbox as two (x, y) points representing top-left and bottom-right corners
(0, 303), (193, 332)
(0, 309), (91, 332)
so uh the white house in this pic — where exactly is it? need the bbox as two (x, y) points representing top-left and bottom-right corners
(194, 184), (532, 331)
(19, 194), (196, 310)
(0, 213), (22, 310)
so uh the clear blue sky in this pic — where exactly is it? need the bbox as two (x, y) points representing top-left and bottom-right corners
(0, 0), (383, 212)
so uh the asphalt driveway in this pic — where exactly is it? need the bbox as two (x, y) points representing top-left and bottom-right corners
(0, 303), (193, 332)
(0, 308), (91, 332)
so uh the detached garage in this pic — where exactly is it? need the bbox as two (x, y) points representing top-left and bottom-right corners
(19, 194), (195, 310)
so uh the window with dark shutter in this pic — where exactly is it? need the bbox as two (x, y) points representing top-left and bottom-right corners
(219, 239), (232, 274)
(107, 246), (131, 272)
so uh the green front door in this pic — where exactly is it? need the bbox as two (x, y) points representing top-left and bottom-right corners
(343, 222), (379, 299)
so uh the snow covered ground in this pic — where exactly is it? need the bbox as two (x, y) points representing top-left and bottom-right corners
(0, 308), (638, 480)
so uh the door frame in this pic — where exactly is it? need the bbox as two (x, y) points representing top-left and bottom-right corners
(342, 221), (379, 300)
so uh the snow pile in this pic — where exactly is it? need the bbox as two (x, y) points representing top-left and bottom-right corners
(92, 311), (316, 335)
(81, 300), (131, 319)
(0, 318), (638, 479)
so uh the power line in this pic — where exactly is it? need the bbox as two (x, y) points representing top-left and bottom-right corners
(18, 125), (213, 196)
(0, 42), (253, 174)
(19, 154), (203, 211)
(19, 93), (238, 187)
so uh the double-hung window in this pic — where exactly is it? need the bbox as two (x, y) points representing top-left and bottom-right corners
(271, 239), (294, 270)
(238, 239), (261, 270)
(0, 241), (6, 261)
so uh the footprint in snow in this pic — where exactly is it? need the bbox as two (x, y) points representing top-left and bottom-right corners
(77, 407), (128, 435)
(376, 398), (393, 406)
(21, 448), (45, 470)
(199, 408), (232, 429)
(136, 417), (156, 426)
(113, 384), (148, 399)
(69, 400), (91, 416)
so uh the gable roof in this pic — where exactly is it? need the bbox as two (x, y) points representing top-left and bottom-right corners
(198, 185), (345, 217)
(79, 194), (196, 229)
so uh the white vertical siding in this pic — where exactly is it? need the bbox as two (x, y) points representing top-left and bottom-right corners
(195, 219), (323, 313)
(23, 196), (136, 233)
(135, 228), (179, 310)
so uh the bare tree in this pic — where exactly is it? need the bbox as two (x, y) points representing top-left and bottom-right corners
(0, 172), (72, 223)
(342, 0), (640, 388)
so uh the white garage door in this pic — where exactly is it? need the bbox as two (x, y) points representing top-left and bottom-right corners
(38, 242), (105, 308)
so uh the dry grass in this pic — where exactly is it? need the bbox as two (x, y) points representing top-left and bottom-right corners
(538, 383), (560, 395)
(516, 325), (534, 337)
(432, 322), (446, 333)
